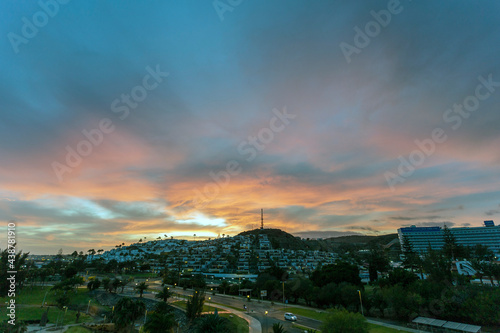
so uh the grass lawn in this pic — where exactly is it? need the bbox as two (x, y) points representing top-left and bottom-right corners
(0, 286), (56, 306)
(277, 307), (327, 322)
(171, 300), (221, 313)
(212, 302), (245, 312)
(220, 313), (249, 333)
(1, 286), (94, 307)
(0, 286), (111, 324)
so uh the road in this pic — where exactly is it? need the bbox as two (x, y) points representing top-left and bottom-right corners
(145, 279), (322, 332)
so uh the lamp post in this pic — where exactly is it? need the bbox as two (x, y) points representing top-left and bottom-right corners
(41, 290), (49, 308)
(60, 306), (68, 331)
(208, 297), (211, 313)
(265, 310), (268, 333)
(357, 290), (364, 316)
(282, 281), (285, 306)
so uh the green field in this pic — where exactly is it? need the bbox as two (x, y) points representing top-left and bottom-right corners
(0, 286), (110, 324)
(212, 302), (245, 312)
(0, 286), (104, 309)
(277, 307), (327, 321)
(220, 313), (249, 333)
(171, 300), (221, 313)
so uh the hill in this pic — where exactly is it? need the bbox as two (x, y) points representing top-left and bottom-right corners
(326, 233), (398, 247)
(238, 228), (314, 250)
(237, 228), (398, 252)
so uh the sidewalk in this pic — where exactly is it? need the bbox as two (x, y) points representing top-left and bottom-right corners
(146, 293), (262, 333)
(209, 303), (262, 333)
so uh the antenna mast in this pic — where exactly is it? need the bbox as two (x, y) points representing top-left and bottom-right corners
(261, 209), (264, 229)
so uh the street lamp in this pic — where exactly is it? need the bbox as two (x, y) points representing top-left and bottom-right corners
(282, 281), (285, 305)
(41, 290), (49, 308)
(208, 297), (211, 313)
(357, 290), (364, 316)
(265, 310), (268, 333)
(60, 306), (68, 331)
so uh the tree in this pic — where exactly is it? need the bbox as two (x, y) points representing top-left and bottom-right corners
(472, 244), (494, 261)
(156, 286), (173, 303)
(311, 262), (361, 287)
(143, 302), (176, 333)
(186, 290), (205, 320)
(119, 279), (130, 293)
(219, 280), (230, 295)
(272, 323), (287, 333)
(0, 248), (29, 296)
(442, 225), (457, 260)
(102, 278), (111, 293)
(194, 314), (230, 333)
(401, 235), (419, 273)
(135, 282), (147, 298)
(320, 308), (368, 333)
(55, 293), (70, 308)
(112, 278), (121, 293)
(112, 297), (146, 332)
(87, 278), (101, 291)
(367, 247), (389, 282)
(0, 320), (27, 333)
(422, 249), (452, 285)
(379, 268), (418, 288)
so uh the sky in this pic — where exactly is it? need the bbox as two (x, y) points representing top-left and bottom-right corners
(1, 0), (500, 254)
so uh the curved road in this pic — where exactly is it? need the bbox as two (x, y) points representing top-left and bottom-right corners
(145, 280), (321, 332)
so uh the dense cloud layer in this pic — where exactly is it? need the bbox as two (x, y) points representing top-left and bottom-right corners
(1, 0), (499, 253)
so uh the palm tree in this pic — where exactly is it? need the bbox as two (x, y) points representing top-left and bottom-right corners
(112, 297), (146, 332)
(272, 323), (287, 333)
(194, 314), (229, 332)
(144, 303), (176, 333)
(135, 282), (148, 298)
(219, 280), (230, 295)
(119, 279), (129, 293)
(144, 311), (176, 333)
(156, 286), (173, 303)
(112, 278), (121, 293)
(102, 278), (111, 293)
(186, 290), (205, 321)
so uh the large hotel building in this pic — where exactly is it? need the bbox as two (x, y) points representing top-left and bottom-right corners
(398, 220), (500, 255)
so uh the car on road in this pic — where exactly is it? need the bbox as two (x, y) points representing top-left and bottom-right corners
(284, 312), (297, 321)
